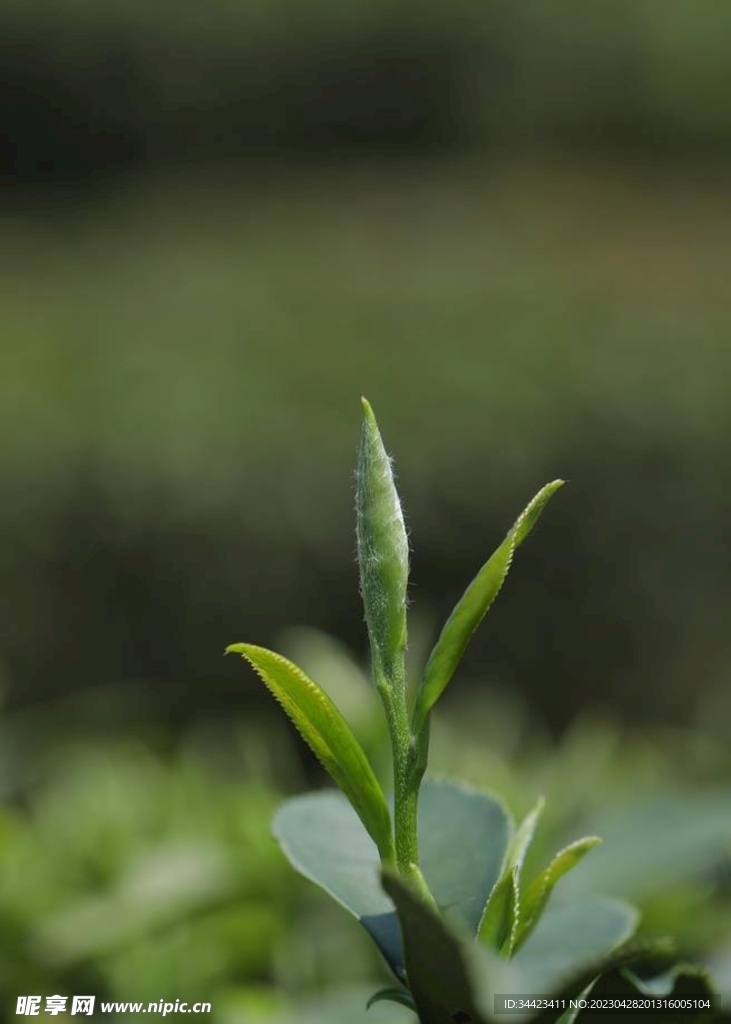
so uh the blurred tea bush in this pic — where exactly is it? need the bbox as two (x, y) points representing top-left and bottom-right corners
(0, 713), (386, 1020)
(2, 159), (731, 730)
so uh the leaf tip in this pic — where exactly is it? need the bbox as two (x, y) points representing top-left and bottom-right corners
(366, 987), (416, 1012)
(224, 643), (246, 656)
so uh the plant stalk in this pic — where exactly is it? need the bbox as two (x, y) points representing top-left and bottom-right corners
(377, 657), (436, 908)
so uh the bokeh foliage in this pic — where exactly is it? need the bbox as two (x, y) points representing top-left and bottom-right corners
(2, 162), (731, 731)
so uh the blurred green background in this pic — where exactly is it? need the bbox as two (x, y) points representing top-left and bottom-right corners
(1, 1), (730, 1020)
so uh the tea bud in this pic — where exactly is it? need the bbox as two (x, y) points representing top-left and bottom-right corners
(356, 398), (409, 676)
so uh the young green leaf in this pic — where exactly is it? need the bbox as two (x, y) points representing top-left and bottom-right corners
(226, 643), (394, 862)
(411, 481), (564, 737)
(514, 836), (602, 952)
(356, 397), (409, 677)
(479, 798), (544, 955)
(505, 796), (545, 877)
(478, 866), (518, 956)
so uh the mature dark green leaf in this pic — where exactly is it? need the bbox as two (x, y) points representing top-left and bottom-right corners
(382, 870), (486, 1024)
(226, 643), (393, 860)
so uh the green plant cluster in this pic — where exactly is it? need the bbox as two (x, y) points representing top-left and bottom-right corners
(275, 627), (731, 1009)
(229, 401), (723, 1023)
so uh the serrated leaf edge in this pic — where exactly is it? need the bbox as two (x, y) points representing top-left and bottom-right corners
(515, 836), (603, 951)
(411, 481), (564, 737)
(227, 643), (394, 861)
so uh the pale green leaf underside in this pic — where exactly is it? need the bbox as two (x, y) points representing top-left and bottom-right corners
(418, 779), (511, 937)
(411, 481), (564, 736)
(272, 779), (510, 980)
(272, 790), (402, 975)
(226, 643), (393, 860)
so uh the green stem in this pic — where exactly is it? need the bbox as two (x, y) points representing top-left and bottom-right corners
(377, 657), (437, 908)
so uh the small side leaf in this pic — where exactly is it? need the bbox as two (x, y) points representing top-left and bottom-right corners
(514, 836), (602, 951)
(506, 797), (545, 875)
(479, 866), (518, 956)
(226, 643), (393, 861)
(411, 481), (563, 736)
(479, 798), (544, 955)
